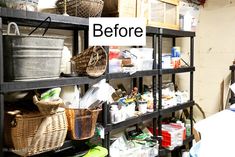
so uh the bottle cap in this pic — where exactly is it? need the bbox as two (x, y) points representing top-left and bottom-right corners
(185, 119), (191, 124)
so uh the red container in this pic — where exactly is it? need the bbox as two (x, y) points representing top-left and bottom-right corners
(149, 123), (186, 148)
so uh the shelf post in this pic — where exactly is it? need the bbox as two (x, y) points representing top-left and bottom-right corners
(158, 30), (163, 148)
(103, 46), (110, 155)
(190, 36), (194, 137)
(0, 17), (4, 157)
(152, 34), (157, 140)
(84, 28), (89, 91)
(102, 102), (109, 147)
(231, 69), (234, 100)
(73, 29), (79, 56)
(172, 37), (176, 118)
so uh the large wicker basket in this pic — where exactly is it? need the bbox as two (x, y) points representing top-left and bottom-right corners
(65, 108), (101, 140)
(56, 0), (104, 17)
(71, 46), (107, 77)
(4, 108), (68, 156)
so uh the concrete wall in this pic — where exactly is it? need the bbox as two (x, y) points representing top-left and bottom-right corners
(184, 0), (235, 119)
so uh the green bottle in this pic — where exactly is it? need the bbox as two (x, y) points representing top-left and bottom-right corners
(185, 119), (191, 137)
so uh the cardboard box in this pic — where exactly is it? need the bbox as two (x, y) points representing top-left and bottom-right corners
(102, 0), (179, 30)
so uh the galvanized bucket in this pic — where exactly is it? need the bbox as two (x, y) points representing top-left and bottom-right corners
(3, 17), (64, 81)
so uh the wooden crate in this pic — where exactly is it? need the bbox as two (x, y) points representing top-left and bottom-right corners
(102, 0), (137, 17)
(102, 0), (179, 30)
(137, 0), (179, 30)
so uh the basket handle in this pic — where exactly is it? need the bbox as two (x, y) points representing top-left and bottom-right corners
(28, 16), (51, 36)
(7, 110), (21, 127)
(87, 46), (100, 66)
(7, 22), (20, 36)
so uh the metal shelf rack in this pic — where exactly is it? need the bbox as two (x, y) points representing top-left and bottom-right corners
(0, 8), (195, 157)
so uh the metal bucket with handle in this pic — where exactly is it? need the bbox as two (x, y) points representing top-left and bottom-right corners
(3, 17), (65, 81)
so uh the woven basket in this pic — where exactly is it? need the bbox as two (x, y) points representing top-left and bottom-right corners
(56, 0), (104, 17)
(65, 108), (101, 140)
(4, 108), (68, 156)
(33, 95), (63, 115)
(71, 46), (107, 77)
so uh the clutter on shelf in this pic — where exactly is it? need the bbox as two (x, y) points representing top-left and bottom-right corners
(109, 46), (186, 74)
(162, 46), (183, 69)
(109, 47), (153, 73)
(110, 125), (158, 157)
(61, 79), (114, 140)
(109, 82), (189, 124)
(161, 82), (189, 109)
(4, 79), (115, 157)
(79, 79), (115, 109)
(110, 86), (154, 124)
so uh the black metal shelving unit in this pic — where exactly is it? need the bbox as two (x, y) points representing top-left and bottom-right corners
(106, 111), (160, 132)
(103, 28), (195, 157)
(0, 8), (91, 157)
(0, 8), (195, 157)
(156, 28), (195, 157)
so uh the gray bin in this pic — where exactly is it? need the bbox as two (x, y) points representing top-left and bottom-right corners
(3, 22), (64, 81)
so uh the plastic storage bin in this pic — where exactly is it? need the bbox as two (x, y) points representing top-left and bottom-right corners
(133, 59), (153, 71)
(109, 59), (122, 73)
(149, 123), (185, 149)
(142, 59), (154, 70)
(130, 48), (153, 60)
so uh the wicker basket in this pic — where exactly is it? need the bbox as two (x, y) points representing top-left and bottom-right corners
(71, 46), (107, 77)
(56, 0), (104, 17)
(65, 108), (101, 140)
(4, 108), (68, 156)
(33, 95), (63, 115)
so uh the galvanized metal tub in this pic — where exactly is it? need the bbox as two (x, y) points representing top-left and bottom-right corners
(3, 22), (64, 81)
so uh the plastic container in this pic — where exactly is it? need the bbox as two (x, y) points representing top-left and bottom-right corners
(162, 55), (172, 69)
(138, 101), (147, 114)
(109, 59), (122, 73)
(149, 123), (185, 149)
(142, 59), (153, 70)
(130, 48), (153, 60)
(125, 103), (136, 118)
(133, 59), (153, 71)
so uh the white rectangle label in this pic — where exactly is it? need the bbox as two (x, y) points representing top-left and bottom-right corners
(89, 18), (146, 46)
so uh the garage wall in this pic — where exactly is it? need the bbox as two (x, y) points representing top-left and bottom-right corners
(181, 0), (235, 119)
